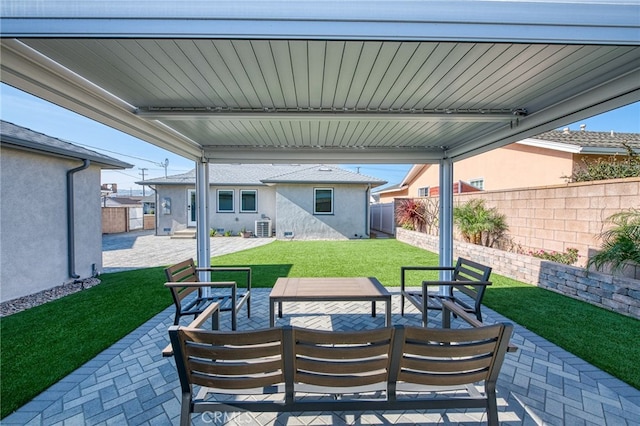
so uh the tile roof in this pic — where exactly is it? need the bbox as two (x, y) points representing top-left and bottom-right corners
(0, 120), (133, 169)
(143, 164), (386, 187)
(533, 129), (640, 151)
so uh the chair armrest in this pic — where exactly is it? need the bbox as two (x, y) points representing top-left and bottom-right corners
(164, 281), (237, 288)
(401, 266), (455, 272)
(401, 266), (456, 292)
(162, 302), (221, 357)
(421, 280), (493, 287)
(196, 266), (250, 272)
(196, 267), (251, 291)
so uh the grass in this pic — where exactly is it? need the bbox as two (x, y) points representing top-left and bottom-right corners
(1, 239), (638, 419)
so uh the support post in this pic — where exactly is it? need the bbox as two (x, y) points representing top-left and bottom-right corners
(195, 159), (210, 284)
(439, 157), (454, 288)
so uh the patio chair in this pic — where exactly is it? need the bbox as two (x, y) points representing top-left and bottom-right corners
(401, 257), (492, 327)
(164, 258), (251, 330)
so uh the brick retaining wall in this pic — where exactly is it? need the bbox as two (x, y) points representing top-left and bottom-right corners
(397, 228), (640, 319)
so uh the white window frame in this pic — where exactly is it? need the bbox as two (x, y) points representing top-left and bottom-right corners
(217, 189), (234, 212)
(314, 187), (334, 215)
(418, 186), (430, 197)
(240, 189), (258, 213)
(469, 178), (485, 190)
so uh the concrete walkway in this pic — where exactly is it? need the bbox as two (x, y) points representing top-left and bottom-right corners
(102, 230), (275, 273)
(4, 233), (640, 425)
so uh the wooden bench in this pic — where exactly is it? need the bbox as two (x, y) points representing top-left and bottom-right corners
(164, 259), (251, 330)
(169, 322), (513, 426)
(401, 257), (492, 328)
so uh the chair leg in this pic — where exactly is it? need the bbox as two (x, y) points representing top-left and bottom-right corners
(485, 384), (499, 426)
(180, 393), (192, 426)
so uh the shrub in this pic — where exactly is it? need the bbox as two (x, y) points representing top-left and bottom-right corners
(530, 248), (579, 265)
(587, 208), (640, 273)
(565, 143), (639, 182)
(395, 198), (439, 234)
(453, 199), (508, 247)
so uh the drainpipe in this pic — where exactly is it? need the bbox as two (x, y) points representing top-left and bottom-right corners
(67, 159), (91, 279)
(364, 184), (371, 238)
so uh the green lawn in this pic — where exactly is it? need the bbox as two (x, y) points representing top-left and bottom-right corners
(1, 239), (638, 419)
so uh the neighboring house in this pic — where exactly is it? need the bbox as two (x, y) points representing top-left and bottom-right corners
(141, 164), (386, 240)
(0, 120), (132, 303)
(376, 128), (640, 203)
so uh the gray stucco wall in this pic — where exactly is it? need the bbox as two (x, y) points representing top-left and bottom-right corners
(155, 186), (191, 235)
(155, 185), (277, 236)
(210, 186), (276, 236)
(275, 184), (370, 240)
(1, 147), (103, 302)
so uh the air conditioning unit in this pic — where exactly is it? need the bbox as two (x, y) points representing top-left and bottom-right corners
(255, 220), (272, 238)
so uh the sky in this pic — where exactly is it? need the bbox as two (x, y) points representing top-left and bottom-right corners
(1, 83), (639, 193)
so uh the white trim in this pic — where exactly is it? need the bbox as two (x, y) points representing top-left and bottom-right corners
(216, 189), (235, 213)
(518, 138), (582, 153)
(240, 189), (258, 213)
(314, 187), (334, 215)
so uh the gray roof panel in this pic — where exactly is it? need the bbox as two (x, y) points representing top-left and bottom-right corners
(142, 163), (386, 186)
(0, 120), (133, 169)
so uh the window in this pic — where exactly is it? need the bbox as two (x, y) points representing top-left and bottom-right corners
(470, 179), (484, 190)
(217, 190), (234, 212)
(240, 190), (257, 212)
(418, 187), (429, 197)
(314, 188), (333, 214)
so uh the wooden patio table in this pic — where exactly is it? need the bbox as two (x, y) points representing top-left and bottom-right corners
(269, 277), (392, 327)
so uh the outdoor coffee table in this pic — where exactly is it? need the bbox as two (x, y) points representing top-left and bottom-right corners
(269, 277), (392, 327)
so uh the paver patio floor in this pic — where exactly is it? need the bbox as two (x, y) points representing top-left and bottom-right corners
(4, 233), (639, 425)
(5, 287), (639, 425)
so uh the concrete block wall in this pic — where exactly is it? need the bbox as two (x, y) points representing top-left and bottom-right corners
(454, 177), (640, 270)
(397, 228), (640, 319)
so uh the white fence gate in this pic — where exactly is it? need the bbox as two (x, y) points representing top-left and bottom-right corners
(128, 207), (144, 231)
(370, 202), (395, 235)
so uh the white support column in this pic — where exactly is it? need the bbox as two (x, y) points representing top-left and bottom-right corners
(195, 159), (210, 283)
(439, 157), (454, 286)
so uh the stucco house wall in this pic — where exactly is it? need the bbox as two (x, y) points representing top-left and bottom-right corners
(1, 120), (132, 303)
(155, 185), (191, 235)
(275, 184), (370, 240)
(376, 130), (639, 203)
(1, 147), (102, 302)
(210, 185), (277, 235)
(379, 145), (574, 203)
(146, 164), (385, 239)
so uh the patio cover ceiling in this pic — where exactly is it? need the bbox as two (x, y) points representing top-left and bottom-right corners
(1, 1), (639, 166)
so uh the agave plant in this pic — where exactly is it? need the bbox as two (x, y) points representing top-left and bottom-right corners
(587, 208), (640, 273)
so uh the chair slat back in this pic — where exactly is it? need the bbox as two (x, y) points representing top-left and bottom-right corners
(393, 324), (512, 388)
(451, 258), (492, 305)
(172, 327), (285, 390)
(292, 327), (394, 389)
(165, 258), (199, 283)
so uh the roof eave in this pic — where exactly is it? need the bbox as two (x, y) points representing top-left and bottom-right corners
(1, 137), (133, 169)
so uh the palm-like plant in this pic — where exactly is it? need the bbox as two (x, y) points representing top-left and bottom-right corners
(587, 209), (640, 273)
(453, 199), (508, 247)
